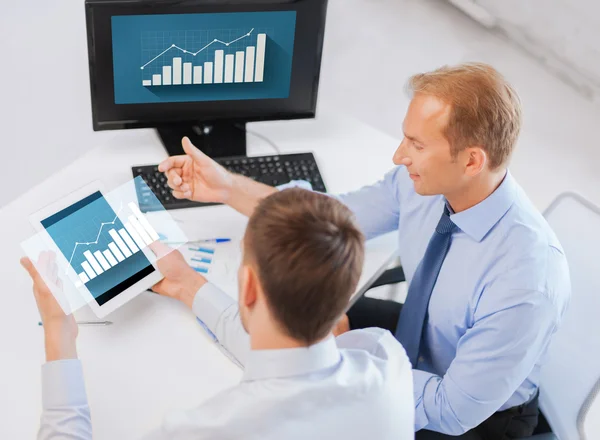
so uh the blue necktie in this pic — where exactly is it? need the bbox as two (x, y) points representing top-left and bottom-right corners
(395, 205), (457, 367)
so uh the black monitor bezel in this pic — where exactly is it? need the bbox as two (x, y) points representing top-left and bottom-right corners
(85, 0), (328, 131)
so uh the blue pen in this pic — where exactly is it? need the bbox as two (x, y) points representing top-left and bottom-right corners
(196, 238), (231, 244)
(165, 238), (231, 245)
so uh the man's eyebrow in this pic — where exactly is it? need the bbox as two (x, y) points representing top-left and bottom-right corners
(404, 133), (424, 144)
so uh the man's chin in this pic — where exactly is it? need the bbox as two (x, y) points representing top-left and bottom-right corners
(412, 182), (428, 196)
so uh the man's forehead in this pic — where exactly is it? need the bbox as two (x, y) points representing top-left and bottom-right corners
(410, 93), (451, 121)
(404, 93), (451, 136)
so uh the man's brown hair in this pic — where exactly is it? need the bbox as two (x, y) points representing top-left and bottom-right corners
(407, 62), (522, 169)
(244, 188), (365, 344)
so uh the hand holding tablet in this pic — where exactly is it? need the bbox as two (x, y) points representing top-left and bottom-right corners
(21, 178), (188, 318)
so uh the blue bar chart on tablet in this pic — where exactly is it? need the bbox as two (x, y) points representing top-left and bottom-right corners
(40, 192), (157, 302)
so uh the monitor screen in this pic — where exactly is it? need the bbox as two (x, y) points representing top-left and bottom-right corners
(86, 0), (328, 131)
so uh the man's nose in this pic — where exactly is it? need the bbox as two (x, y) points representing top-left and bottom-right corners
(393, 141), (411, 166)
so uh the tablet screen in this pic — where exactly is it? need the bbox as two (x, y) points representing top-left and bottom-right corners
(41, 191), (155, 306)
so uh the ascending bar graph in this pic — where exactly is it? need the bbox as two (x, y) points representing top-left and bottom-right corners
(103, 249), (118, 266)
(183, 62), (192, 84)
(141, 28), (267, 87)
(204, 62), (213, 84)
(163, 66), (172, 85)
(235, 51), (244, 83)
(215, 50), (224, 84)
(109, 229), (132, 258)
(173, 58), (182, 85)
(70, 202), (161, 287)
(224, 54), (234, 83)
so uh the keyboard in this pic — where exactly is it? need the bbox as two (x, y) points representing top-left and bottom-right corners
(132, 152), (327, 212)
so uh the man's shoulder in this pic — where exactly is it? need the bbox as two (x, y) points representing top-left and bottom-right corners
(336, 328), (411, 368)
(480, 184), (571, 309)
(497, 187), (565, 261)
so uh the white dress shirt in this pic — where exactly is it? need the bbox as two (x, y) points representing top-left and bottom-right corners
(39, 282), (415, 439)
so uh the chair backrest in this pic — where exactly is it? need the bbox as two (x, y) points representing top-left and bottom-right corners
(540, 192), (600, 440)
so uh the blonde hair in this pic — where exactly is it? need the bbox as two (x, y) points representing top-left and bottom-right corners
(407, 62), (522, 169)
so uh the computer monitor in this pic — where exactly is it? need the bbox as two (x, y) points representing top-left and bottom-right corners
(85, 0), (328, 157)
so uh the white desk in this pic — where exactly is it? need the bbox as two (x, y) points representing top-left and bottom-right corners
(0, 112), (400, 439)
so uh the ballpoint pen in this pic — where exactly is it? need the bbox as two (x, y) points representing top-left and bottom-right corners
(194, 238), (231, 244)
(38, 321), (113, 326)
(166, 238), (232, 245)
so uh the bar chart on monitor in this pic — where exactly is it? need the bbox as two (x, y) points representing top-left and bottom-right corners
(112, 11), (296, 104)
(140, 28), (269, 87)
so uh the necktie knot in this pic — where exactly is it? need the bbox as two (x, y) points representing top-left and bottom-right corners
(436, 206), (456, 235)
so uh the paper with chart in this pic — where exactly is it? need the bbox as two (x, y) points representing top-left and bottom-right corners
(160, 204), (250, 299)
(181, 239), (243, 298)
(21, 177), (187, 315)
(170, 206), (399, 303)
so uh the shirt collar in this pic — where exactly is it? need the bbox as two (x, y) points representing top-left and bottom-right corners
(448, 170), (516, 242)
(242, 336), (341, 382)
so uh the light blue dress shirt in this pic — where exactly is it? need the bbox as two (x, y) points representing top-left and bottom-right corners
(38, 283), (415, 440)
(338, 165), (571, 435)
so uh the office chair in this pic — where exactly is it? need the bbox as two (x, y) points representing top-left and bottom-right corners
(369, 265), (405, 289)
(525, 192), (600, 440)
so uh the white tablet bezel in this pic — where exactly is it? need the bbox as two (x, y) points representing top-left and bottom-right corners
(29, 180), (164, 318)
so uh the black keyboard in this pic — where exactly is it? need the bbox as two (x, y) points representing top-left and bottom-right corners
(132, 152), (327, 212)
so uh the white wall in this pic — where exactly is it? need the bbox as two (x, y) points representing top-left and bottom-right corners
(451, 0), (600, 104)
(319, 0), (600, 211)
(0, 1), (115, 208)
(1, 0), (599, 211)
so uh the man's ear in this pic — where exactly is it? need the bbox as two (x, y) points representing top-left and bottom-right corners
(240, 264), (258, 309)
(463, 146), (487, 176)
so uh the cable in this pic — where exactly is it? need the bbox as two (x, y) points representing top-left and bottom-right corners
(233, 123), (281, 155)
(245, 128), (281, 155)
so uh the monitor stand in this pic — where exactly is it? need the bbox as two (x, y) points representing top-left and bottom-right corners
(156, 122), (247, 158)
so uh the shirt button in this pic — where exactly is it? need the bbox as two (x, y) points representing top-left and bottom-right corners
(418, 356), (425, 363)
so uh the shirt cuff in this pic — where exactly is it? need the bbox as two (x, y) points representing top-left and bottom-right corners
(276, 180), (313, 191)
(41, 359), (88, 409)
(413, 369), (439, 431)
(192, 282), (236, 335)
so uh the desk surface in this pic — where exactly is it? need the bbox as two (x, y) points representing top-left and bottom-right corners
(0, 112), (400, 439)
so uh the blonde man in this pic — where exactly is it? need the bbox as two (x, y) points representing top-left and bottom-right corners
(160, 63), (571, 439)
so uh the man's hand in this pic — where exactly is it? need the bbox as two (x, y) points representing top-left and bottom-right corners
(151, 242), (207, 309)
(158, 137), (234, 204)
(332, 314), (351, 337)
(20, 253), (78, 362)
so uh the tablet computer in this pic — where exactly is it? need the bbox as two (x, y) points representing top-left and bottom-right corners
(28, 179), (172, 318)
